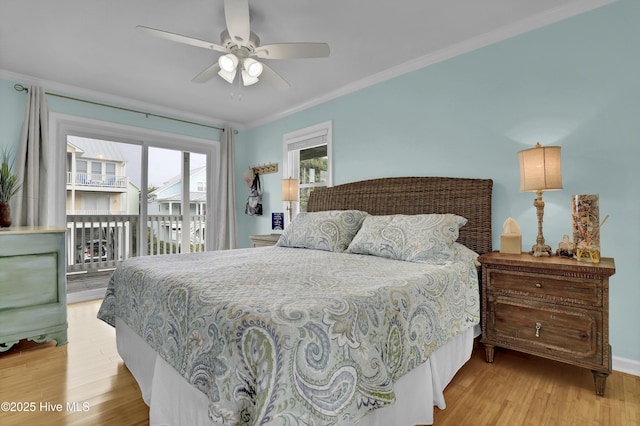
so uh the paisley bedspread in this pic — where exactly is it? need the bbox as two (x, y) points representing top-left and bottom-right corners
(97, 245), (479, 425)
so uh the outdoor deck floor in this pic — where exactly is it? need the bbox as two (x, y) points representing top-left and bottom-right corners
(66, 270), (113, 299)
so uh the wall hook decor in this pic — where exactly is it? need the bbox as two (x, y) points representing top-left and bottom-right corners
(251, 163), (278, 175)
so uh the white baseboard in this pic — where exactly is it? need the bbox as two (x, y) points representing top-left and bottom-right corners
(613, 355), (640, 377)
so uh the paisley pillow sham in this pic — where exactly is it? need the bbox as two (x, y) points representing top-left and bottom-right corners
(276, 210), (368, 252)
(346, 213), (468, 263)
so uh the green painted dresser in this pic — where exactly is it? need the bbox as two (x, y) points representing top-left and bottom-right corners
(0, 227), (68, 351)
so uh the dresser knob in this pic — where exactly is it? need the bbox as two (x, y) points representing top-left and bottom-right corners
(535, 322), (542, 337)
(534, 282), (542, 288)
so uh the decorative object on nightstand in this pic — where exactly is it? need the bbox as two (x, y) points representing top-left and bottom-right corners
(518, 142), (563, 257)
(555, 234), (575, 258)
(272, 212), (284, 230)
(281, 177), (299, 222)
(572, 194), (606, 263)
(479, 251), (615, 396)
(500, 217), (522, 254)
(250, 233), (281, 247)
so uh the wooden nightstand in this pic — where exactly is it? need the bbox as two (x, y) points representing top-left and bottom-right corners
(250, 233), (281, 247)
(478, 252), (615, 396)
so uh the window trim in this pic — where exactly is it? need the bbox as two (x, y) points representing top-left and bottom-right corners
(282, 121), (332, 220)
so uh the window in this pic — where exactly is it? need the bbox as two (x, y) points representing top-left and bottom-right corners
(283, 121), (332, 215)
(299, 145), (328, 210)
(105, 163), (116, 177)
(91, 161), (102, 181)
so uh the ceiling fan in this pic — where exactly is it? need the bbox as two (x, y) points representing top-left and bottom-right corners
(137, 0), (330, 90)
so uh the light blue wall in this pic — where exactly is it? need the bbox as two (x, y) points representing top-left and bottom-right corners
(0, 80), (28, 153)
(0, 78), (220, 149)
(235, 0), (640, 363)
(1, 76), (221, 218)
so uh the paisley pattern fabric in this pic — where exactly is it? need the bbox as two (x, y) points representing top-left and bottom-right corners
(347, 214), (467, 264)
(97, 245), (479, 425)
(276, 210), (368, 252)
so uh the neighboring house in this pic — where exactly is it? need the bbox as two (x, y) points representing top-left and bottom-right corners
(148, 166), (207, 249)
(66, 136), (134, 215)
(65, 136), (140, 266)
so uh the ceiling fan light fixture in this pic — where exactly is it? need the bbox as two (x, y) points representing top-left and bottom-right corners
(218, 53), (239, 72)
(241, 70), (259, 86)
(243, 58), (263, 78)
(218, 68), (237, 84)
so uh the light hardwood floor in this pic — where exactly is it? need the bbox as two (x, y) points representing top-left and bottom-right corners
(1, 299), (638, 425)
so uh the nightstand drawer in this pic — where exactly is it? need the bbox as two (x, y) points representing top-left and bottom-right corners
(486, 297), (602, 364)
(487, 269), (601, 307)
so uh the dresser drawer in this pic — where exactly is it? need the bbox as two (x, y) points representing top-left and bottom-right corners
(0, 253), (59, 310)
(487, 269), (601, 307)
(486, 297), (602, 365)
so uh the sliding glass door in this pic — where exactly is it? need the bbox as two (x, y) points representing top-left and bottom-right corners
(146, 147), (208, 255)
(52, 113), (217, 302)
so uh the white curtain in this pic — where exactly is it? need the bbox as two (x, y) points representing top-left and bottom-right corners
(14, 86), (49, 227)
(214, 127), (238, 249)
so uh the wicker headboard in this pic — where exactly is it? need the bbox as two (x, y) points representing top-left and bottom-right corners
(307, 176), (493, 255)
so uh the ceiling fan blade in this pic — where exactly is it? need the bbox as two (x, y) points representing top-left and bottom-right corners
(254, 43), (330, 60)
(224, 0), (250, 46)
(259, 63), (290, 91)
(191, 62), (221, 83)
(137, 25), (227, 53)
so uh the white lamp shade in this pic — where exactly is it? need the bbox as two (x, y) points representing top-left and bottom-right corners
(218, 54), (239, 72)
(518, 143), (563, 192)
(218, 68), (237, 84)
(243, 58), (263, 78)
(281, 178), (299, 202)
(241, 70), (259, 86)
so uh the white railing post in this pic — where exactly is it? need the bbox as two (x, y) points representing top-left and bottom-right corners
(66, 212), (206, 273)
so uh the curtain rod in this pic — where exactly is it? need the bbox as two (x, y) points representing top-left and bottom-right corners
(13, 83), (225, 132)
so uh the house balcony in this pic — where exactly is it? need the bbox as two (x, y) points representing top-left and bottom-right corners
(67, 172), (128, 192)
(66, 213), (207, 274)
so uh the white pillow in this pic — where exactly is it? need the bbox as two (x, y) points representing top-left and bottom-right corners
(346, 214), (467, 263)
(276, 210), (368, 252)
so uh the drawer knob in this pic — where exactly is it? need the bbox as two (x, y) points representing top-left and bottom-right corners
(535, 322), (542, 338)
(534, 282), (542, 288)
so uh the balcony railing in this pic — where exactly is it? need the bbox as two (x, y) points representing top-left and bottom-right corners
(66, 213), (206, 273)
(67, 172), (128, 189)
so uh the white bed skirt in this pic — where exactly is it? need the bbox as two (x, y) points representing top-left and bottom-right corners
(115, 318), (477, 426)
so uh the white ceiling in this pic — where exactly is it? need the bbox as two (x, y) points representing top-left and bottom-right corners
(0, 0), (613, 129)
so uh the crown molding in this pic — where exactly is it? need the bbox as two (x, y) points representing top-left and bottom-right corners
(0, 68), (243, 131)
(247, 0), (616, 129)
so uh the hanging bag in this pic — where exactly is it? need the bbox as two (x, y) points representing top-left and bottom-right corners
(245, 173), (263, 216)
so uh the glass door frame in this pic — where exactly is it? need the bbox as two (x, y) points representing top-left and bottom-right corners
(48, 113), (219, 254)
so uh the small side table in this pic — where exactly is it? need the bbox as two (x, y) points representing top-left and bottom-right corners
(478, 251), (615, 396)
(250, 234), (281, 247)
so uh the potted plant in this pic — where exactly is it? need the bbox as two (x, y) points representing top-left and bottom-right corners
(0, 148), (21, 228)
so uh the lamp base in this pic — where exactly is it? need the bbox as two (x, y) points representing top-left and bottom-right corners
(529, 191), (553, 257)
(286, 202), (293, 222)
(530, 242), (553, 257)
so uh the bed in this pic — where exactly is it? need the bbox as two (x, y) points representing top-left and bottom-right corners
(97, 176), (493, 425)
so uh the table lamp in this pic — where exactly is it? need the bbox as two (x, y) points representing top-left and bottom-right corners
(518, 142), (563, 257)
(281, 177), (299, 222)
